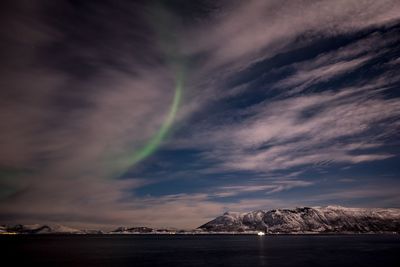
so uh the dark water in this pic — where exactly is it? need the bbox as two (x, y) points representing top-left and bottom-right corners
(1, 234), (399, 267)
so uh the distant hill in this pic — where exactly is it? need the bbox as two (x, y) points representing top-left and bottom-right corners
(1, 224), (85, 234)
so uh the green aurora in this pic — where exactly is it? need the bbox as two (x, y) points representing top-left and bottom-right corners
(124, 4), (185, 168)
(130, 69), (183, 165)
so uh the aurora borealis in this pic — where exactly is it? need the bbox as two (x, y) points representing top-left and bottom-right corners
(130, 68), (183, 166)
(1, 0), (400, 229)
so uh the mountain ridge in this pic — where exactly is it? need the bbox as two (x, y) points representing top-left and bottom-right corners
(199, 206), (400, 233)
(2, 206), (399, 234)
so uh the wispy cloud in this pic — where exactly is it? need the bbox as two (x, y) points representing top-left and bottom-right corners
(213, 180), (314, 197)
(182, 0), (400, 72)
(180, 78), (400, 174)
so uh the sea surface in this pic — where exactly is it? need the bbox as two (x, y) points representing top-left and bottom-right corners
(1, 234), (399, 266)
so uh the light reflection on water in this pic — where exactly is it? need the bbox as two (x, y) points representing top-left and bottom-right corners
(258, 235), (266, 266)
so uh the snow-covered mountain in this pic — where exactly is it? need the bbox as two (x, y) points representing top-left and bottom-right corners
(199, 206), (400, 233)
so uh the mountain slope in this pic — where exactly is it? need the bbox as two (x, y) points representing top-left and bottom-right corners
(199, 206), (400, 233)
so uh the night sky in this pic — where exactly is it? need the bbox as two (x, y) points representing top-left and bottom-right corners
(1, 0), (400, 229)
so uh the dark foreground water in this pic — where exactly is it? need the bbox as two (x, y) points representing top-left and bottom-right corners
(1, 234), (399, 267)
